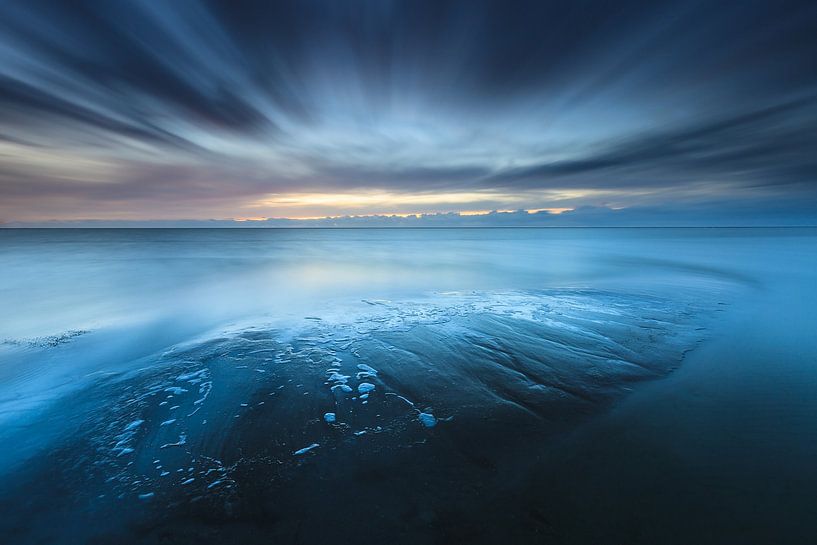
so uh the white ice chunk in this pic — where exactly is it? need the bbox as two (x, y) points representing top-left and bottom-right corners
(176, 369), (207, 382)
(160, 433), (187, 449)
(123, 419), (144, 432)
(323, 412), (336, 423)
(418, 412), (437, 428)
(326, 372), (351, 383)
(358, 382), (375, 394)
(165, 387), (188, 395)
(293, 443), (320, 456)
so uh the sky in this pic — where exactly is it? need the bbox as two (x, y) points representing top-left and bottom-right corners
(0, 0), (816, 226)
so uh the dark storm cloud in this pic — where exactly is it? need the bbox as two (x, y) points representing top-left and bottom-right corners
(488, 95), (817, 190)
(0, 1), (273, 134)
(0, 75), (202, 150)
(0, 0), (816, 221)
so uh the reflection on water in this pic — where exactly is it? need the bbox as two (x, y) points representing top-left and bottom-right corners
(0, 228), (815, 544)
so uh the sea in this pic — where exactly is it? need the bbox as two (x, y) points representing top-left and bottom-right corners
(0, 227), (815, 544)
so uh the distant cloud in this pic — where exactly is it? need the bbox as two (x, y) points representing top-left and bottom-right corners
(5, 202), (816, 228)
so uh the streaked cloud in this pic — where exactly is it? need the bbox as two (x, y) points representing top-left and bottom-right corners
(0, 0), (815, 223)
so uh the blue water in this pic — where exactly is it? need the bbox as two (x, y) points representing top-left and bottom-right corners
(0, 228), (815, 544)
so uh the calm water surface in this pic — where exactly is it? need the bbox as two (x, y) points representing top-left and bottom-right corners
(0, 228), (815, 544)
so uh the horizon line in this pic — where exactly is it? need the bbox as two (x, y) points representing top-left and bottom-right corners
(2, 225), (816, 230)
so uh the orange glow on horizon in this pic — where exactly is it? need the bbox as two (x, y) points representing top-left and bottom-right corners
(527, 207), (572, 215)
(227, 207), (575, 222)
(241, 190), (590, 220)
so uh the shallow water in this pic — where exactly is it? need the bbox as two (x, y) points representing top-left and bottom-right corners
(0, 228), (815, 544)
